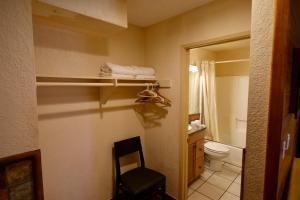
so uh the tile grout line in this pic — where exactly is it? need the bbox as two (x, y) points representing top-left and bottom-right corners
(217, 178), (235, 200)
(213, 172), (239, 183)
(195, 171), (216, 200)
(218, 176), (241, 200)
(209, 168), (241, 199)
(188, 170), (211, 197)
(207, 173), (239, 191)
(189, 165), (242, 200)
(201, 170), (240, 200)
(226, 174), (241, 198)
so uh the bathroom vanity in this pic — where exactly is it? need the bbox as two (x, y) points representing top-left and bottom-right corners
(188, 128), (205, 185)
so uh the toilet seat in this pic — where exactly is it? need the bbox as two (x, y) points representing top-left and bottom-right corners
(204, 141), (230, 154)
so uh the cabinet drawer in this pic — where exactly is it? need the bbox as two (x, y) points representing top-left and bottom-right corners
(196, 140), (204, 159)
(195, 157), (204, 176)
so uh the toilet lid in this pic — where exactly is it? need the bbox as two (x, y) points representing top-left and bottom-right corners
(204, 141), (229, 153)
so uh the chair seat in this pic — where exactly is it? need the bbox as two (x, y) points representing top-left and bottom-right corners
(121, 167), (166, 195)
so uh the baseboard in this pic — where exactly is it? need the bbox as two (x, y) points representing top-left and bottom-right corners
(165, 193), (176, 200)
(111, 193), (175, 200)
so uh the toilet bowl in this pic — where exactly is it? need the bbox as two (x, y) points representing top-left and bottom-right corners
(204, 141), (230, 171)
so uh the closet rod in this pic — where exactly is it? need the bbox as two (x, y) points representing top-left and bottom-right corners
(117, 83), (159, 87)
(36, 82), (115, 87)
(36, 82), (160, 87)
(215, 58), (249, 64)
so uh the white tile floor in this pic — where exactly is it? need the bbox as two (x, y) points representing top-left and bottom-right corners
(188, 164), (241, 200)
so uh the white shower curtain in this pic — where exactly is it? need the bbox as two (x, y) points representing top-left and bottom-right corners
(199, 61), (219, 140)
(189, 69), (200, 114)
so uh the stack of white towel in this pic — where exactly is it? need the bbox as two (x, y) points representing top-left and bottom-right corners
(191, 120), (202, 129)
(100, 63), (156, 79)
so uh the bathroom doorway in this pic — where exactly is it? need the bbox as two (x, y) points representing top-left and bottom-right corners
(179, 33), (250, 200)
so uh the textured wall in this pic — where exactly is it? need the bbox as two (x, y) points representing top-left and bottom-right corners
(0, 0), (38, 158)
(243, 0), (275, 199)
(144, 0), (252, 197)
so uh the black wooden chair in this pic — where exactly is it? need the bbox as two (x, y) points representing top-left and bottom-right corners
(114, 136), (166, 199)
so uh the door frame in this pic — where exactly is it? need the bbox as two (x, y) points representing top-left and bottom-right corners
(179, 31), (251, 200)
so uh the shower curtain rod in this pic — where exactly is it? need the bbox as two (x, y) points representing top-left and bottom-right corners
(215, 58), (249, 64)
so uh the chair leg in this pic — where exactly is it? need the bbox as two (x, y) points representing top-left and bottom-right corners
(115, 184), (120, 199)
(161, 184), (166, 199)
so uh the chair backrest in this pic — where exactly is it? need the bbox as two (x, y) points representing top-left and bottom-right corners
(114, 136), (145, 179)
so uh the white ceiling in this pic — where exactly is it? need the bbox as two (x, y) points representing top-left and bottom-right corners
(127, 0), (214, 27)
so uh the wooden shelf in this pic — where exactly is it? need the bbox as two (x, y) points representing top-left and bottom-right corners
(36, 75), (172, 88)
(36, 74), (157, 81)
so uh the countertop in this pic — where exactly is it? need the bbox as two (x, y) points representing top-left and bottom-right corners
(188, 125), (206, 135)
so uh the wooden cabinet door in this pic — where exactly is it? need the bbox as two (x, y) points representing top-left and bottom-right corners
(195, 140), (204, 177)
(188, 132), (205, 185)
(188, 143), (195, 184)
(196, 140), (204, 159)
(195, 157), (204, 177)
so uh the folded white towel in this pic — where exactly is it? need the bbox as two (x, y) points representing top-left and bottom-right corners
(101, 63), (155, 74)
(101, 63), (137, 75)
(99, 72), (135, 79)
(131, 65), (155, 76)
(136, 75), (156, 79)
(110, 74), (135, 79)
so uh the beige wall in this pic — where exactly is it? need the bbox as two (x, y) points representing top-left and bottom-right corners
(243, 0), (275, 199)
(34, 24), (146, 199)
(0, 0), (38, 158)
(144, 0), (252, 197)
(215, 47), (250, 76)
(38, 0), (127, 27)
(1, 1), (274, 199)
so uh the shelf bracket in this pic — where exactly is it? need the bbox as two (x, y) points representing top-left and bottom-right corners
(114, 79), (118, 87)
(99, 80), (117, 105)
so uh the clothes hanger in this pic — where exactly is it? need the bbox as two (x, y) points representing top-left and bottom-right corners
(151, 84), (171, 106)
(135, 82), (171, 106)
(137, 83), (158, 98)
(136, 83), (171, 106)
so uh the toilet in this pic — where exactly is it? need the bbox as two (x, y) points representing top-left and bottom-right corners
(204, 141), (230, 171)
